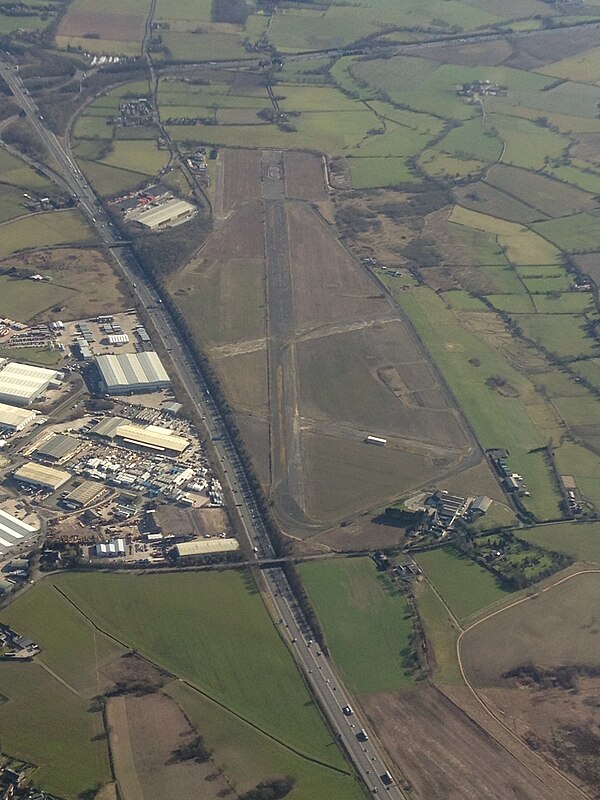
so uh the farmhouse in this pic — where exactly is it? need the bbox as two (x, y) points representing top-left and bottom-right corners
(0, 360), (63, 407)
(128, 198), (197, 231)
(14, 462), (70, 492)
(0, 402), (37, 432)
(96, 351), (170, 394)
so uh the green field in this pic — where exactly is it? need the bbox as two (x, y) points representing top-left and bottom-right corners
(0, 663), (111, 799)
(415, 547), (512, 623)
(520, 522), (600, 562)
(43, 571), (349, 765)
(413, 580), (462, 684)
(299, 557), (417, 693)
(0, 211), (94, 259)
(531, 213), (600, 253)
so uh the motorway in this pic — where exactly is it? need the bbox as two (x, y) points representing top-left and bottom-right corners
(0, 57), (405, 798)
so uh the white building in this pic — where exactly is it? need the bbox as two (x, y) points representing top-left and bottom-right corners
(0, 402), (38, 432)
(0, 360), (62, 406)
(96, 352), (170, 395)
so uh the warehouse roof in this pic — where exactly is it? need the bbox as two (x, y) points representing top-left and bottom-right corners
(0, 362), (61, 403)
(90, 416), (127, 438)
(0, 508), (37, 542)
(129, 199), (196, 229)
(175, 538), (239, 557)
(115, 423), (189, 453)
(66, 481), (104, 507)
(14, 462), (70, 490)
(35, 433), (79, 461)
(0, 402), (37, 428)
(96, 352), (169, 391)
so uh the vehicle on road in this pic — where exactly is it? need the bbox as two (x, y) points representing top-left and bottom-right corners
(343, 705), (354, 716)
(357, 729), (369, 742)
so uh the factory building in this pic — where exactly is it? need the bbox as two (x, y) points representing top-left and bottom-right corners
(0, 360), (62, 406)
(90, 416), (189, 455)
(63, 481), (104, 509)
(175, 539), (240, 558)
(0, 402), (37, 432)
(96, 352), (170, 395)
(14, 462), (70, 492)
(34, 434), (79, 463)
(128, 199), (196, 231)
(0, 508), (37, 551)
(95, 539), (126, 558)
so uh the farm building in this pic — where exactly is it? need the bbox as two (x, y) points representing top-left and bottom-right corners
(0, 403), (37, 432)
(96, 352), (170, 395)
(34, 433), (79, 462)
(175, 538), (240, 558)
(0, 360), (62, 406)
(14, 462), (70, 491)
(0, 508), (37, 551)
(63, 481), (104, 509)
(128, 198), (196, 231)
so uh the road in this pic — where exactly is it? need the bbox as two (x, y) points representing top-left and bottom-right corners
(0, 57), (405, 798)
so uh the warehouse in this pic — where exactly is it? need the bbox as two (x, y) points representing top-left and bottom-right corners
(175, 538), (240, 558)
(63, 480), (104, 509)
(96, 352), (170, 395)
(35, 433), (79, 463)
(0, 403), (37, 432)
(129, 198), (196, 231)
(0, 361), (62, 406)
(14, 462), (70, 491)
(115, 423), (189, 455)
(0, 508), (37, 552)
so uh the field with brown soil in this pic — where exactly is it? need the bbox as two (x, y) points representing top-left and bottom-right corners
(362, 685), (568, 800)
(481, 678), (600, 796)
(504, 26), (600, 70)
(214, 348), (268, 412)
(221, 148), (262, 214)
(287, 202), (392, 328)
(201, 200), (264, 260)
(461, 571), (600, 687)
(284, 151), (327, 200)
(107, 692), (230, 800)
(58, 10), (145, 42)
(154, 506), (230, 537)
(2, 247), (129, 321)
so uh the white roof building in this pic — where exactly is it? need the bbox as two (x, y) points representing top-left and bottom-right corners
(96, 352), (170, 395)
(0, 361), (62, 407)
(0, 508), (37, 552)
(14, 462), (70, 491)
(0, 402), (38, 431)
(129, 199), (196, 231)
(175, 538), (240, 558)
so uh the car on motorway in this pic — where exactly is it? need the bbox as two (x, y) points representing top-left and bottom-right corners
(357, 729), (369, 742)
(342, 705), (354, 716)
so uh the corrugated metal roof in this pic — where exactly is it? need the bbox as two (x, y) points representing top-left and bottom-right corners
(66, 481), (104, 506)
(130, 199), (196, 229)
(0, 362), (60, 402)
(36, 434), (79, 460)
(115, 423), (189, 453)
(176, 538), (239, 557)
(14, 462), (70, 489)
(96, 352), (170, 392)
(0, 402), (37, 428)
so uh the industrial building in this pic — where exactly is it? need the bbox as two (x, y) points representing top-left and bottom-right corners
(95, 539), (126, 558)
(0, 402), (37, 432)
(175, 538), (240, 558)
(35, 434), (79, 462)
(14, 462), (70, 491)
(96, 352), (170, 395)
(128, 198), (196, 231)
(63, 481), (104, 509)
(90, 415), (189, 455)
(0, 360), (62, 406)
(0, 508), (37, 551)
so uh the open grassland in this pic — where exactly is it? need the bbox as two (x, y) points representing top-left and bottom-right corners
(166, 683), (364, 800)
(415, 547), (512, 623)
(79, 160), (149, 196)
(349, 157), (419, 188)
(520, 522), (600, 563)
(0, 275), (69, 321)
(49, 571), (348, 765)
(485, 164), (596, 217)
(452, 182), (545, 224)
(461, 572), (600, 686)
(100, 140), (169, 175)
(413, 580), (462, 684)
(516, 313), (597, 358)
(555, 441), (600, 511)
(56, 0), (150, 53)
(437, 118), (503, 162)
(537, 45), (600, 82)
(531, 212), (600, 252)
(299, 557), (417, 694)
(0, 662), (111, 799)
(0, 185), (32, 224)
(0, 211), (94, 259)
(0, 149), (54, 191)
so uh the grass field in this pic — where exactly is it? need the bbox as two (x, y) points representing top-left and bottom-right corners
(413, 580), (462, 684)
(519, 522), (600, 563)
(516, 313), (596, 358)
(0, 275), (67, 321)
(79, 160), (149, 196)
(0, 211), (94, 259)
(461, 572), (600, 685)
(531, 213), (600, 252)
(47, 571), (348, 765)
(100, 140), (169, 175)
(0, 149), (55, 191)
(0, 662), (111, 798)
(415, 547), (512, 623)
(348, 156), (419, 188)
(299, 557), (417, 693)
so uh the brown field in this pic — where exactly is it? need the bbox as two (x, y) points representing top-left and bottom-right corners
(58, 11), (145, 42)
(107, 692), (230, 800)
(362, 685), (568, 800)
(573, 253), (600, 289)
(284, 151), (327, 201)
(154, 506), (230, 537)
(221, 149), (262, 214)
(214, 348), (268, 412)
(461, 571), (600, 687)
(571, 133), (600, 166)
(306, 515), (408, 553)
(401, 38), (513, 67)
(505, 26), (600, 70)
(287, 202), (392, 328)
(201, 200), (264, 260)
(2, 247), (129, 321)
(452, 182), (545, 224)
(481, 678), (600, 796)
(235, 413), (271, 490)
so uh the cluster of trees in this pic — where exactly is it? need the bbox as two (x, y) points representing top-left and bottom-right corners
(212, 0), (248, 25)
(503, 663), (600, 691)
(240, 776), (295, 800)
(170, 736), (211, 764)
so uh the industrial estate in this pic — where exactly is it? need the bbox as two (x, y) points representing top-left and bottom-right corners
(1, 1), (600, 800)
